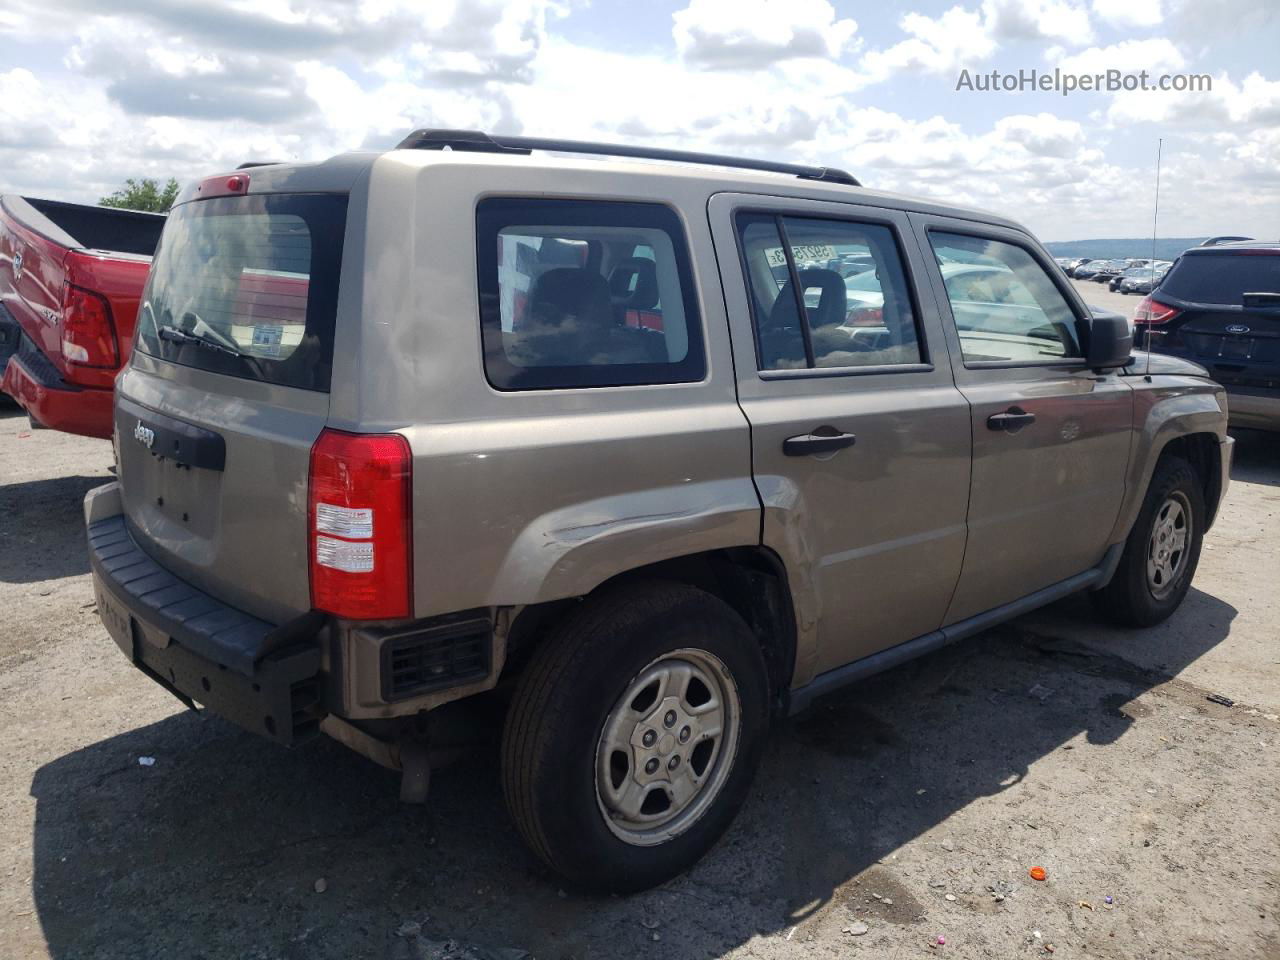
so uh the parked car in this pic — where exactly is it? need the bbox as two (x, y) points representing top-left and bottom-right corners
(1110, 263), (1157, 292)
(1120, 263), (1171, 295)
(0, 196), (164, 437)
(1066, 257), (1094, 277)
(85, 131), (1232, 893)
(1073, 259), (1108, 280)
(1134, 241), (1280, 430)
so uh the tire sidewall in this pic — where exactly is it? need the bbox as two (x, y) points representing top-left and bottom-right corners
(1123, 458), (1205, 622)
(524, 588), (769, 892)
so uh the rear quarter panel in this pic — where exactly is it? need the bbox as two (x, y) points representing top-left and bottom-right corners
(330, 153), (761, 617)
(1, 204), (67, 364)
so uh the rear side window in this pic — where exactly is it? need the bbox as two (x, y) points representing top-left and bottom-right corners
(929, 232), (1082, 364)
(1159, 252), (1280, 304)
(735, 213), (921, 371)
(135, 193), (347, 391)
(476, 198), (705, 390)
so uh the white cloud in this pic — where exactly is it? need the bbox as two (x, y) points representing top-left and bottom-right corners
(1090, 0), (1163, 30)
(672, 0), (858, 69)
(1057, 38), (1185, 75)
(1107, 70), (1280, 128)
(862, 0), (1093, 81)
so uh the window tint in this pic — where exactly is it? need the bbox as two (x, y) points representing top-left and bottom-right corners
(135, 193), (347, 391)
(930, 232), (1082, 364)
(736, 213), (922, 371)
(477, 199), (704, 390)
(1159, 252), (1280, 304)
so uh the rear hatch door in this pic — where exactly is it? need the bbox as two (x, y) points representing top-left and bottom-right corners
(115, 191), (348, 624)
(1157, 250), (1280, 389)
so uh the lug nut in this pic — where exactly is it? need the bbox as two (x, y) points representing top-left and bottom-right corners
(664, 710), (677, 728)
(645, 758), (660, 775)
(642, 729), (657, 747)
(679, 726), (691, 743)
(668, 755), (681, 770)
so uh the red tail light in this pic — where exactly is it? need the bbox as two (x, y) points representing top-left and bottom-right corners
(61, 285), (118, 367)
(1133, 296), (1180, 326)
(308, 429), (413, 620)
(843, 306), (884, 328)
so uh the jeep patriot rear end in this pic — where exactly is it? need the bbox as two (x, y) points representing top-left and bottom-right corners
(87, 131), (1230, 892)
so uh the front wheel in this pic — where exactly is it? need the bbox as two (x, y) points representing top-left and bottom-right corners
(501, 581), (770, 892)
(1093, 455), (1205, 627)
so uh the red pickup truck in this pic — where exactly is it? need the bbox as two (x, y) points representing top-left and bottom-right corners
(1, 196), (164, 439)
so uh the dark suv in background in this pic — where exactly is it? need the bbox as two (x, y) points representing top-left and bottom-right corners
(1135, 241), (1280, 430)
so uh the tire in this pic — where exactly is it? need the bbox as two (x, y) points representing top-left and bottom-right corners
(501, 580), (770, 893)
(1093, 455), (1205, 627)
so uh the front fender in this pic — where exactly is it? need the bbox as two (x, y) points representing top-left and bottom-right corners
(1108, 377), (1228, 544)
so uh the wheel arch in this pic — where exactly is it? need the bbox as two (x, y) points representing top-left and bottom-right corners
(503, 547), (799, 716)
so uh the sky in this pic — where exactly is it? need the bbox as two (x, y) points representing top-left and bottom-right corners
(0, 0), (1277, 242)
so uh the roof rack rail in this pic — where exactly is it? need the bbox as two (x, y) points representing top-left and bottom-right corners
(395, 129), (860, 187)
(236, 161), (284, 169)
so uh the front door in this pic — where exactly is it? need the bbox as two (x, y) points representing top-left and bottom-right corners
(910, 216), (1134, 624)
(708, 194), (972, 684)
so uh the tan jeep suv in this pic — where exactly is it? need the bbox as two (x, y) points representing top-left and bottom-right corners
(85, 130), (1231, 892)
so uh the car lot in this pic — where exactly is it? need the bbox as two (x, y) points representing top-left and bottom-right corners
(1, 400), (1278, 959)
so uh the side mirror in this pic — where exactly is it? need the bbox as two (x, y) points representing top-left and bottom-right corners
(1084, 308), (1133, 370)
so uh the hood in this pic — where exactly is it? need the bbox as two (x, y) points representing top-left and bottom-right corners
(1123, 350), (1212, 379)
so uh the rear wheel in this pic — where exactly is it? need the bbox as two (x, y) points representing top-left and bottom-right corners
(501, 581), (769, 892)
(1093, 456), (1205, 627)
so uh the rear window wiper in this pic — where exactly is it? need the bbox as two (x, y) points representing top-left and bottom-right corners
(158, 324), (246, 358)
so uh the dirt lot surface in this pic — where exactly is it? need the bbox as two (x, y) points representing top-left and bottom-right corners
(1, 399), (1278, 960)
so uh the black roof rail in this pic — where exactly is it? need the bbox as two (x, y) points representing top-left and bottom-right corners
(395, 129), (860, 187)
(236, 161), (284, 169)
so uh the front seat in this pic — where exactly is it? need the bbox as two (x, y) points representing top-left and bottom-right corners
(761, 268), (846, 367)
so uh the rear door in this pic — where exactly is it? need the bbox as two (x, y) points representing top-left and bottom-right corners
(115, 190), (348, 624)
(910, 214), (1133, 623)
(709, 193), (972, 681)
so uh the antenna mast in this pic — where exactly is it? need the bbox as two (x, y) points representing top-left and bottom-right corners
(1145, 137), (1163, 379)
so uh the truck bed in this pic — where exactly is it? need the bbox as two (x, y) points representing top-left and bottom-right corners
(0, 195), (165, 438)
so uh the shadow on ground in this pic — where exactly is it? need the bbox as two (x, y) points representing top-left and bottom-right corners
(29, 586), (1237, 959)
(0, 475), (110, 583)
(1229, 428), (1280, 486)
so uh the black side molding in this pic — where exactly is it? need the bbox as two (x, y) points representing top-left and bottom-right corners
(116, 395), (226, 472)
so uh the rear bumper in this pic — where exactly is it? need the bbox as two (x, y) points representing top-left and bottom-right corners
(1225, 387), (1280, 432)
(85, 483), (324, 745)
(1, 333), (114, 439)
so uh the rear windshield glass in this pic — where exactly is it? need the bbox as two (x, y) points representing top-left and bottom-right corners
(1160, 252), (1280, 305)
(135, 193), (347, 391)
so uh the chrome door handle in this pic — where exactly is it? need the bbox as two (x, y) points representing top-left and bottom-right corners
(987, 408), (1036, 433)
(783, 429), (857, 456)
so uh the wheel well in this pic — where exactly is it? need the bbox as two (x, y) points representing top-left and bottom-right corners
(1159, 432), (1222, 526)
(504, 549), (798, 714)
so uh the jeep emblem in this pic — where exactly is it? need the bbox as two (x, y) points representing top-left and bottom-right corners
(133, 420), (155, 449)
(1225, 324), (1250, 335)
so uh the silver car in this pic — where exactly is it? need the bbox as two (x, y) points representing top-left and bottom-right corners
(86, 131), (1232, 893)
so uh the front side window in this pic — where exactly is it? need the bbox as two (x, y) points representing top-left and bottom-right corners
(476, 199), (705, 390)
(736, 213), (922, 372)
(930, 232), (1083, 364)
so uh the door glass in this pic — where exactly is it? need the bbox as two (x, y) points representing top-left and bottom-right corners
(736, 213), (922, 370)
(930, 232), (1082, 363)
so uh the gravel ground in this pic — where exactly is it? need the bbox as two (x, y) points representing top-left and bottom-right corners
(1, 397), (1278, 960)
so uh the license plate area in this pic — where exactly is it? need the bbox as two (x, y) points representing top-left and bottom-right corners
(1221, 337), (1255, 359)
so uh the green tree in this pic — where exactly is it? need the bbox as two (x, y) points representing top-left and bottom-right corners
(99, 177), (181, 213)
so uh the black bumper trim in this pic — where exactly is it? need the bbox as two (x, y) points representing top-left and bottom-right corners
(90, 514), (324, 745)
(88, 515), (278, 676)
